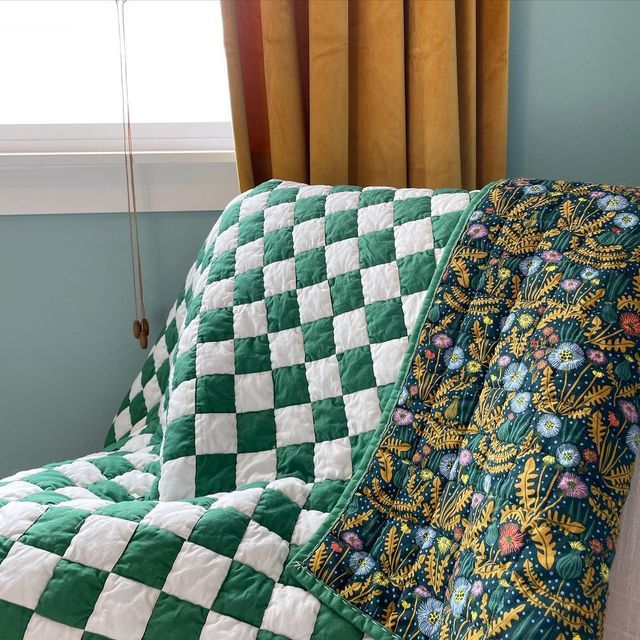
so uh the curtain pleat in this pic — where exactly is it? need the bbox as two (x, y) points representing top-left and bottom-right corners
(222, 0), (509, 192)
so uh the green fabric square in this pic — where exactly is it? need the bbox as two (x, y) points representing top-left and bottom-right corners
(302, 318), (336, 361)
(305, 479), (348, 512)
(312, 397), (348, 442)
(36, 560), (108, 628)
(311, 604), (363, 640)
(185, 292), (203, 325)
(128, 390), (148, 427)
(212, 561), (274, 627)
(329, 271), (364, 315)
(272, 365), (310, 408)
(252, 179), (280, 194)
(295, 248), (326, 287)
(377, 382), (395, 409)
(162, 415), (196, 461)
(208, 249), (236, 283)
(164, 319), (179, 354)
(325, 210), (358, 244)
(189, 507), (249, 557)
(0, 600), (32, 638)
(219, 201), (241, 233)
(294, 196), (325, 223)
(393, 197), (431, 224)
(432, 209), (464, 248)
(86, 480), (133, 503)
(265, 291), (300, 332)
(198, 307), (234, 343)
(235, 336), (271, 374)
(263, 228), (294, 265)
(22, 470), (74, 491)
(114, 525), (184, 589)
(237, 410), (276, 453)
(358, 228), (396, 268)
(358, 188), (394, 206)
(20, 507), (90, 556)
(89, 454), (134, 478)
(256, 631), (290, 640)
(196, 374), (235, 413)
(140, 355), (156, 386)
(237, 211), (264, 246)
(350, 431), (375, 465)
(96, 501), (156, 522)
(365, 298), (406, 343)
(172, 348), (196, 388)
(195, 454), (237, 493)
(234, 268), (264, 305)
(276, 443), (315, 482)
(0, 537), (14, 562)
(337, 347), (376, 394)
(267, 187), (298, 206)
(142, 593), (207, 640)
(398, 250), (437, 295)
(252, 488), (300, 541)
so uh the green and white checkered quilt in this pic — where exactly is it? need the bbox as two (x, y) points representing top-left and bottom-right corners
(0, 180), (473, 639)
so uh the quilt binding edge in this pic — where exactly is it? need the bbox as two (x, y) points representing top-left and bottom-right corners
(289, 179), (502, 640)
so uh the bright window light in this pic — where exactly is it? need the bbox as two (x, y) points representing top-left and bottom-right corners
(0, 0), (231, 125)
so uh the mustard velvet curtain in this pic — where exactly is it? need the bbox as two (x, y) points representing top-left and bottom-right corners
(221, 0), (510, 192)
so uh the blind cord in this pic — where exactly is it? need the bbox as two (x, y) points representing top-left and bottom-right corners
(116, 0), (149, 348)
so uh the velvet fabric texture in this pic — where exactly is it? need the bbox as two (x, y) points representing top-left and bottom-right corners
(221, 0), (510, 192)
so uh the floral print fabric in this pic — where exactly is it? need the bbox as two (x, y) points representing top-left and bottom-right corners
(298, 179), (640, 640)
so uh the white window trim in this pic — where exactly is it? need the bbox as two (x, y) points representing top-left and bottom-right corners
(0, 122), (240, 214)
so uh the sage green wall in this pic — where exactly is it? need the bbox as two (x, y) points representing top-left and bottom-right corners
(0, 211), (218, 476)
(508, 0), (640, 185)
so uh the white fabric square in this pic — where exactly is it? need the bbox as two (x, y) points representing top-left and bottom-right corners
(213, 223), (238, 257)
(195, 413), (237, 455)
(0, 481), (42, 501)
(296, 184), (331, 199)
(64, 515), (138, 571)
(434, 246), (444, 263)
(333, 308), (369, 353)
(290, 509), (328, 546)
(235, 450), (278, 486)
(305, 356), (342, 401)
(325, 190), (360, 214)
(24, 616), (83, 640)
(239, 191), (269, 218)
(54, 460), (105, 487)
(263, 258), (296, 296)
(235, 372), (274, 412)
(344, 388), (382, 436)
(263, 202), (294, 233)
(268, 327), (305, 368)
(196, 340), (235, 376)
(298, 281), (333, 324)
(275, 404), (315, 446)
(402, 291), (427, 333)
(200, 612), (259, 640)
(292, 217), (325, 253)
(210, 486), (263, 518)
(261, 584), (322, 640)
(177, 317), (199, 356)
(234, 520), (289, 581)
(167, 379), (196, 424)
(361, 262), (401, 304)
(265, 477), (310, 508)
(357, 203), (394, 235)
(163, 541), (232, 608)
(112, 470), (156, 498)
(140, 502), (206, 539)
(235, 238), (264, 274)
(55, 486), (104, 501)
(201, 277), (234, 311)
(314, 438), (353, 481)
(431, 192), (469, 215)
(0, 502), (47, 540)
(0, 542), (60, 608)
(394, 188), (434, 200)
(85, 573), (160, 640)
(325, 237), (359, 278)
(394, 218), (433, 258)
(233, 300), (268, 338)
(159, 457), (196, 502)
(371, 338), (409, 386)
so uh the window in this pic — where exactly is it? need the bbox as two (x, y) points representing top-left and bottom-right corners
(0, 0), (234, 152)
(0, 0), (238, 214)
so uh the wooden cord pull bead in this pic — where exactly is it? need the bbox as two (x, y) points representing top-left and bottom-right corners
(133, 319), (142, 339)
(141, 318), (149, 335)
(139, 332), (148, 349)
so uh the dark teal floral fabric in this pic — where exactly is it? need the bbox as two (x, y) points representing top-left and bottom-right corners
(294, 179), (640, 640)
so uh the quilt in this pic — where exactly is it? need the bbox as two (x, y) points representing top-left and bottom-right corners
(293, 179), (640, 640)
(0, 180), (477, 640)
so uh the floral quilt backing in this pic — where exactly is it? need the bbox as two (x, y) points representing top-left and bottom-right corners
(293, 179), (640, 640)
